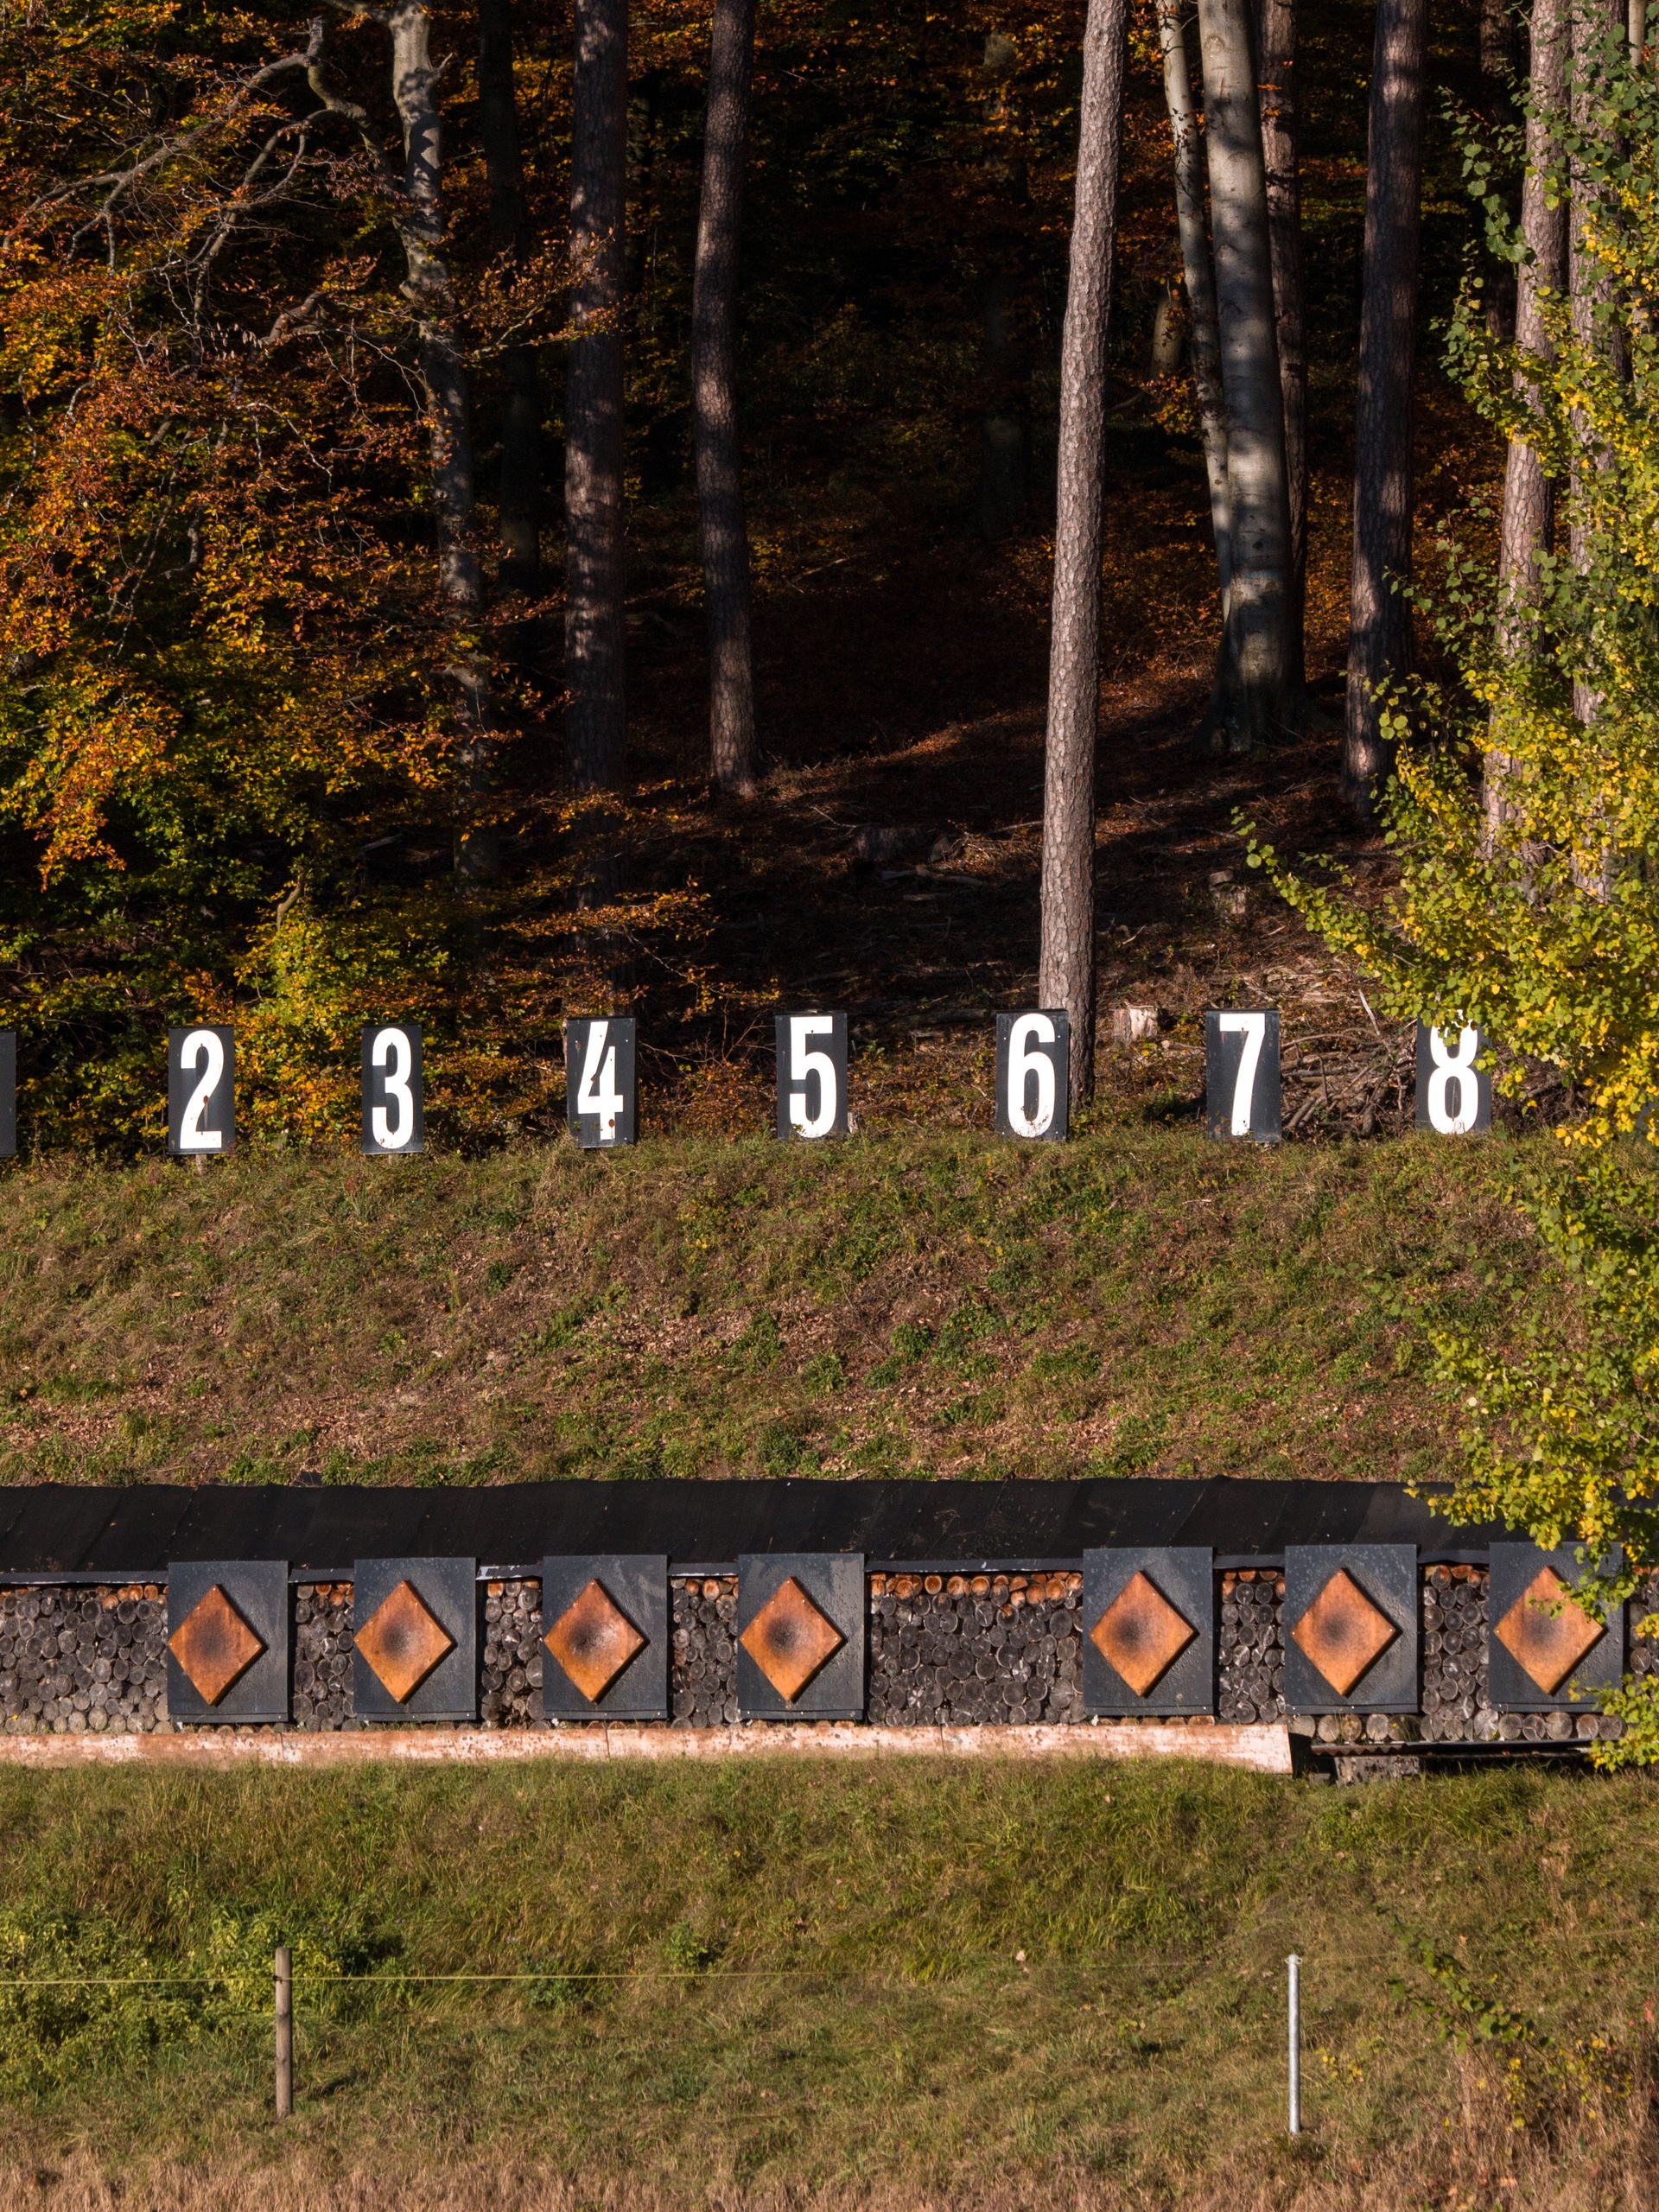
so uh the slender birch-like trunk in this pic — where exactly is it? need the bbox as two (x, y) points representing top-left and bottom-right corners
(1197, 0), (1294, 750)
(1340, 0), (1429, 814)
(565, 0), (628, 792)
(1038, 0), (1129, 1107)
(1255, 0), (1307, 696)
(1156, 0), (1231, 613)
(478, 0), (543, 592)
(692, 0), (758, 797)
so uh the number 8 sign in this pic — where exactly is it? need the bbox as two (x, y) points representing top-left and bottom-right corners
(995, 1011), (1069, 1141)
(168, 1027), (235, 1156)
(1205, 1009), (1281, 1142)
(362, 1024), (424, 1155)
(566, 1017), (637, 1148)
(1414, 1023), (1491, 1135)
(776, 1013), (848, 1140)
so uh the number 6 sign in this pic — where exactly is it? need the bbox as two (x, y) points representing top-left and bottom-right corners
(1205, 1009), (1281, 1142)
(566, 1017), (637, 1148)
(776, 1012), (848, 1140)
(168, 1027), (235, 1156)
(1414, 1023), (1491, 1135)
(361, 1024), (424, 1155)
(995, 1011), (1069, 1141)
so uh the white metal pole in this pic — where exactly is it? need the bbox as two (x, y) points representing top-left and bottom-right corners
(1287, 1952), (1301, 2136)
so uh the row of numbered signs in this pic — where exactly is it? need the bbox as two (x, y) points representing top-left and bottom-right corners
(0, 1012), (1491, 1159)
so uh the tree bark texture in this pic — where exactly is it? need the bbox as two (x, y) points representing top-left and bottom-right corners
(1341, 0), (1428, 814)
(1497, 0), (1566, 628)
(1197, 0), (1294, 750)
(1039, 0), (1129, 1107)
(1255, 0), (1307, 695)
(1568, 0), (1624, 731)
(1157, 0), (1231, 612)
(565, 0), (628, 791)
(479, 0), (543, 589)
(692, 0), (758, 796)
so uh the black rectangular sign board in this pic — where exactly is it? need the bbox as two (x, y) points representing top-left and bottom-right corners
(361, 1023), (424, 1155)
(0, 1030), (13, 1160)
(995, 1011), (1069, 1141)
(775, 1012), (849, 1141)
(566, 1017), (637, 1148)
(1414, 1022), (1492, 1135)
(168, 1027), (235, 1156)
(1205, 1009), (1281, 1142)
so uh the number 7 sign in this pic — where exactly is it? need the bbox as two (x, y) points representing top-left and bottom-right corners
(566, 1017), (637, 1148)
(1205, 1009), (1281, 1141)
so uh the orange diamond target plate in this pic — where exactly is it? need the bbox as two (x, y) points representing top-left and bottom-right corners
(1290, 1568), (1398, 1697)
(168, 1583), (265, 1705)
(1495, 1567), (1605, 1694)
(354, 1579), (455, 1703)
(1090, 1570), (1196, 1697)
(544, 1579), (646, 1703)
(740, 1576), (845, 1702)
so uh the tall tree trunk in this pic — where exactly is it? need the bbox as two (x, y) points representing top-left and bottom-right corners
(565, 0), (628, 792)
(1255, 0), (1307, 697)
(1340, 0), (1429, 815)
(692, 0), (758, 797)
(1479, 0), (1520, 339)
(479, 0), (543, 591)
(1197, 0), (1294, 751)
(1568, 0), (1624, 735)
(1038, 0), (1129, 1109)
(1157, 0), (1231, 614)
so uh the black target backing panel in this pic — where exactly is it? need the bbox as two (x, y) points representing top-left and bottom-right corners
(166, 1559), (289, 1725)
(539, 1553), (668, 1719)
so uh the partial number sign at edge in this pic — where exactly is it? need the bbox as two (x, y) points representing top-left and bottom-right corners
(567, 1017), (637, 1148)
(1205, 1008), (1281, 1142)
(0, 1030), (13, 1160)
(776, 1012), (849, 1141)
(1414, 1022), (1492, 1136)
(361, 1024), (425, 1155)
(995, 1010), (1069, 1141)
(168, 1026), (236, 1156)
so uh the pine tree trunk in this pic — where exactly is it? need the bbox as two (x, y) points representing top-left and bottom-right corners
(1038, 0), (1129, 1108)
(479, 0), (543, 592)
(1479, 0), (1520, 339)
(1197, 0), (1294, 751)
(1568, 0), (1624, 734)
(692, 0), (758, 797)
(1255, 0), (1307, 696)
(1157, 0), (1231, 613)
(1340, 0), (1428, 815)
(565, 0), (628, 793)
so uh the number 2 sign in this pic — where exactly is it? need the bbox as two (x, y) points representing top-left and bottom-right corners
(1414, 1023), (1491, 1135)
(566, 1018), (637, 1148)
(361, 1025), (424, 1155)
(168, 1027), (235, 1156)
(776, 1013), (848, 1140)
(1205, 1009), (1281, 1142)
(995, 1011), (1069, 1141)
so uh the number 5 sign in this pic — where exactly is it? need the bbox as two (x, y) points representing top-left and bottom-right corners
(168, 1027), (235, 1156)
(995, 1011), (1069, 1141)
(1415, 1023), (1491, 1135)
(362, 1024), (424, 1155)
(1205, 1009), (1281, 1142)
(777, 1012), (848, 1140)
(566, 1017), (636, 1148)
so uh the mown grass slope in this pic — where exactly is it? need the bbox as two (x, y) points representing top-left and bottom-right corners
(0, 1129), (1546, 1487)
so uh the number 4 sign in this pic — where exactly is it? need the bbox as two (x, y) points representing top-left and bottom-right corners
(361, 1025), (424, 1155)
(995, 1011), (1069, 1141)
(168, 1027), (235, 1156)
(1205, 1009), (1281, 1142)
(1414, 1023), (1491, 1135)
(566, 1017), (637, 1148)
(776, 1013), (848, 1140)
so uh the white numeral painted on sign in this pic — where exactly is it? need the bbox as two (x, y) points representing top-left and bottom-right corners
(177, 1029), (225, 1152)
(789, 1014), (838, 1138)
(1426, 1026), (1480, 1135)
(1218, 1011), (1265, 1136)
(577, 1020), (625, 1142)
(371, 1027), (416, 1151)
(1007, 1013), (1058, 1139)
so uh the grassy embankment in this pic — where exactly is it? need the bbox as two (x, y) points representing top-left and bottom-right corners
(0, 1127), (1548, 1489)
(0, 1760), (1653, 2205)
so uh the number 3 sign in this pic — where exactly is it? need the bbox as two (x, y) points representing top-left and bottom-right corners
(777, 1013), (848, 1140)
(1205, 1009), (1281, 1142)
(995, 1012), (1069, 1141)
(566, 1018), (637, 1148)
(361, 1025), (424, 1155)
(168, 1027), (235, 1156)
(1415, 1023), (1491, 1135)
